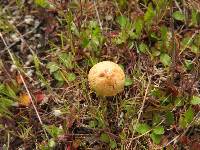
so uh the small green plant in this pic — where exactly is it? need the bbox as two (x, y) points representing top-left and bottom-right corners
(33, 54), (50, 88)
(160, 53), (172, 67)
(100, 132), (117, 149)
(58, 52), (74, 70)
(144, 3), (155, 28)
(136, 123), (165, 144)
(46, 52), (76, 84)
(179, 107), (194, 128)
(0, 83), (18, 117)
(38, 125), (64, 149)
(114, 16), (135, 44)
(80, 21), (104, 55)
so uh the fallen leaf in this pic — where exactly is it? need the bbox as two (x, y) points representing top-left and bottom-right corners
(33, 91), (45, 103)
(72, 139), (81, 149)
(19, 93), (31, 106)
(66, 107), (77, 128)
(179, 135), (190, 145)
(65, 144), (71, 150)
(191, 142), (200, 150)
(165, 81), (179, 97)
(16, 74), (23, 85)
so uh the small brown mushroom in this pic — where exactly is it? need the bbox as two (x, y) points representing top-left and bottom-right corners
(88, 61), (125, 96)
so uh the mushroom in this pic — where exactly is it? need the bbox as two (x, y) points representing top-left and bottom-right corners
(88, 61), (125, 96)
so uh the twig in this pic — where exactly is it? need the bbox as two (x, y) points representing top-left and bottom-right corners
(0, 32), (49, 140)
(174, 0), (182, 13)
(126, 76), (151, 149)
(93, 0), (103, 31)
(7, 130), (10, 150)
(163, 135), (180, 147)
(169, 0), (177, 83)
(114, 0), (122, 16)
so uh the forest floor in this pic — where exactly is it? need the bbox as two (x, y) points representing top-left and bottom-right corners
(0, 0), (200, 150)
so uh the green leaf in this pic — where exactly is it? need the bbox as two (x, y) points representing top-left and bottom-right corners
(150, 32), (160, 41)
(89, 120), (98, 128)
(125, 76), (133, 86)
(144, 3), (155, 25)
(175, 97), (184, 107)
(172, 11), (185, 21)
(179, 115), (187, 128)
(184, 60), (193, 70)
(179, 107), (194, 128)
(165, 111), (174, 126)
(0, 97), (14, 116)
(181, 37), (193, 47)
(160, 26), (168, 42)
(153, 126), (164, 135)
(86, 57), (98, 67)
(100, 133), (110, 143)
(160, 53), (172, 66)
(119, 64), (124, 71)
(119, 131), (126, 141)
(151, 88), (162, 98)
(129, 31), (138, 40)
(115, 32), (128, 44)
(191, 96), (200, 105)
(58, 52), (74, 69)
(185, 107), (194, 123)
(136, 123), (151, 134)
(121, 100), (135, 116)
(53, 71), (64, 81)
(191, 45), (199, 54)
(150, 132), (162, 144)
(184, 107), (194, 124)
(67, 73), (76, 82)
(191, 9), (197, 26)
(89, 21), (99, 32)
(48, 138), (56, 148)
(0, 84), (17, 99)
(117, 16), (130, 29)
(0, 98), (14, 108)
(47, 62), (59, 74)
(135, 18), (143, 37)
(117, 0), (127, 9)
(34, 0), (50, 8)
(139, 43), (149, 53)
(110, 139), (117, 149)
(160, 96), (170, 105)
(45, 125), (64, 138)
(81, 38), (90, 48)
(194, 34), (200, 47)
(5, 84), (17, 99)
(71, 22), (79, 37)
(190, 9), (200, 26)
(83, 21), (104, 52)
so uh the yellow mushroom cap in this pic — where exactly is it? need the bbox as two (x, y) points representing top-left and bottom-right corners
(88, 61), (125, 96)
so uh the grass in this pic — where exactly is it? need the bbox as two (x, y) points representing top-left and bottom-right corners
(0, 0), (200, 149)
